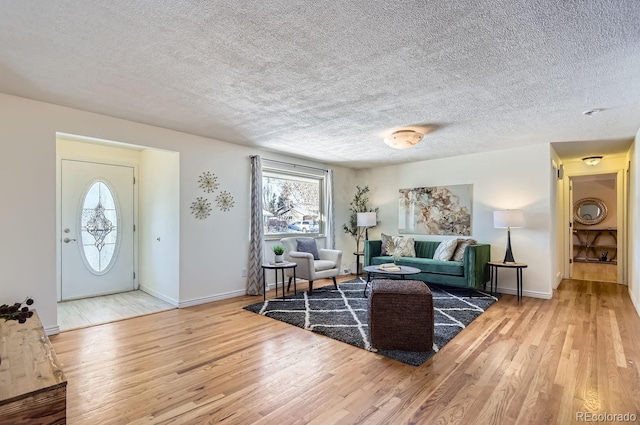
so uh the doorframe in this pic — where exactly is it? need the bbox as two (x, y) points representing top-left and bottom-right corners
(56, 154), (139, 302)
(562, 167), (626, 284)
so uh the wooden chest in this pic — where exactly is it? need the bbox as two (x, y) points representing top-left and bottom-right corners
(0, 311), (67, 425)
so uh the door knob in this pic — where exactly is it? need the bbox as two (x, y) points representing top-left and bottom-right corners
(63, 237), (77, 243)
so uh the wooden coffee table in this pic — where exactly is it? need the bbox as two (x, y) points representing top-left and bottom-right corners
(362, 265), (422, 296)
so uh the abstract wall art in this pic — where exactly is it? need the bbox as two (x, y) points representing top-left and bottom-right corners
(398, 184), (473, 235)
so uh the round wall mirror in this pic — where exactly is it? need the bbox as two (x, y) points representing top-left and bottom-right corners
(573, 197), (607, 225)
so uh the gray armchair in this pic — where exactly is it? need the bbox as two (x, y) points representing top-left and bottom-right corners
(280, 237), (343, 294)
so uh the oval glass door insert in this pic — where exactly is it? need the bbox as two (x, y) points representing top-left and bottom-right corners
(80, 180), (119, 274)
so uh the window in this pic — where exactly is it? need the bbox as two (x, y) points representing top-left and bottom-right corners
(262, 165), (325, 237)
(80, 180), (119, 274)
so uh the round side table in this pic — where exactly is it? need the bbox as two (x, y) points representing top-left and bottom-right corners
(487, 261), (528, 301)
(261, 262), (297, 301)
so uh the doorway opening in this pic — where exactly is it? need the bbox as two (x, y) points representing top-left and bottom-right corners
(570, 173), (618, 283)
(56, 133), (180, 331)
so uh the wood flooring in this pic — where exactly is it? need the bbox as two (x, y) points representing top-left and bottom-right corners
(572, 261), (618, 283)
(49, 276), (640, 425)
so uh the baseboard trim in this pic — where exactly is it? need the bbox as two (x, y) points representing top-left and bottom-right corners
(496, 286), (553, 300)
(139, 285), (179, 307)
(45, 325), (60, 336)
(179, 289), (247, 308)
(629, 287), (640, 318)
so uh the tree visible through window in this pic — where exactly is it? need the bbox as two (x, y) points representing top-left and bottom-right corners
(262, 168), (324, 236)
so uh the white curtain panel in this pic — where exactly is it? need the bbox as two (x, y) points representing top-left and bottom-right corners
(326, 169), (335, 249)
(247, 155), (264, 295)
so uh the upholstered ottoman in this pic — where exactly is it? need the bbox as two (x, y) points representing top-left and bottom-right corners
(368, 279), (434, 351)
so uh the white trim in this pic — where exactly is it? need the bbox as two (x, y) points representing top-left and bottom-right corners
(178, 289), (248, 308)
(45, 325), (60, 336)
(496, 286), (553, 300)
(630, 287), (640, 318)
(139, 285), (179, 307)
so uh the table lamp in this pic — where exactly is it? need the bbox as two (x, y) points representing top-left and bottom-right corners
(493, 209), (524, 263)
(357, 212), (377, 241)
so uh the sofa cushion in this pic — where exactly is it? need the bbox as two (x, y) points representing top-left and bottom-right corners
(314, 259), (336, 271)
(392, 236), (416, 257)
(413, 241), (441, 259)
(433, 239), (458, 261)
(381, 234), (416, 257)
(380, 233), (394, 255)
(296, 238), (319, 260)
(451, 238), (477, 262)
(372, 256), (464, 276)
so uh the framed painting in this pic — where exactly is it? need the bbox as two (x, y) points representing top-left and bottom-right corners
(399, 184), (473, 235)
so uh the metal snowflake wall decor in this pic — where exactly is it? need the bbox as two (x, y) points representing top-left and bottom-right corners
(191, 197), (212, 219)
(198, 171), (219, 193)
(216, 191), (235, 212)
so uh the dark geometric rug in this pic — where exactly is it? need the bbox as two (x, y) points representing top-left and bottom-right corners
(243, 278), (499, 366)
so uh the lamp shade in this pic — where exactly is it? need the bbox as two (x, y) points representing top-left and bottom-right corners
(493, 210), (524, 229)
(357, 212), (377, 227)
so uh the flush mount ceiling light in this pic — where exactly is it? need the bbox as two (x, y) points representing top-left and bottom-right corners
(383, 130), (424, 149)
(582, 156), (603, 166)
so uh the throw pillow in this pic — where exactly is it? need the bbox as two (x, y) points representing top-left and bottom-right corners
(392, 236), (416, 257)
(380, 233), (394, 255)
(296, 238), (320, 260)
(433, 239), (458, 261)
(451, 238), (478, 262)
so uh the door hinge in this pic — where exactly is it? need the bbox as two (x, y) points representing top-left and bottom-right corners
(569, 222), (572, 228)
(133, 176), (136, 184)
(133, 272), (136, 279)
(133, 224), (136, 232)
(569, 259), (573, 264)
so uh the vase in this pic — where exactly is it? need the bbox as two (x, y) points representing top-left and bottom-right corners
(274, 254), (284, 263)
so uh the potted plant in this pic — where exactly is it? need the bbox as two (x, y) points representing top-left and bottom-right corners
(343, 185), (379, 252)
(272, 245), (285, 263)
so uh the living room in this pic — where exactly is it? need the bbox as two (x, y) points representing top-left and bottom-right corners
(1, 2), (640, 423)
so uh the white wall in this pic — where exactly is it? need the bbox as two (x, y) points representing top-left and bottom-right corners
(356, 143), (555, 299)
(628, 132), (640, 316)
(0, 93), (355, 331)
(551, 148), (564, 288)
(139, 149), (180, 305)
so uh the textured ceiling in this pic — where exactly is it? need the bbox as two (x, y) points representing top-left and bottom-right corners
(1, 1), (639, 168)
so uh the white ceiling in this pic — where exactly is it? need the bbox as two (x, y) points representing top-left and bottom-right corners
(1, 1), (639, 168)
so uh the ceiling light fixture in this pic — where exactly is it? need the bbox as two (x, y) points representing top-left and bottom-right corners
(582, 156), (603, 166)
(383, 130), (424, 149)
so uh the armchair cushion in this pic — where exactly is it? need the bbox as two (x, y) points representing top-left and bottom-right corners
(296, 238), (320, 260)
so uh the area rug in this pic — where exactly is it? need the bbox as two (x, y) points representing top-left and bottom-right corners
(243, 278), (499, 366)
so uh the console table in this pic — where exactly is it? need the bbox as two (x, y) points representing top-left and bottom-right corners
(572, 228), (617, 264)
(0, 311), (67, 424)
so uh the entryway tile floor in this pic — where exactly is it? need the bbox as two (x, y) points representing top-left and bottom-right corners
(57, 290), (175, 331)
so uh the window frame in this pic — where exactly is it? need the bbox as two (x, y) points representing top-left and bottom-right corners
(262, 164), (326, 240)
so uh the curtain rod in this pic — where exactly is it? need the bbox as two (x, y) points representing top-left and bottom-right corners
(259, 157), (329, 173)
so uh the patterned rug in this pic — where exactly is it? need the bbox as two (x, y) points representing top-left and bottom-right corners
(243, 278), (499, 366)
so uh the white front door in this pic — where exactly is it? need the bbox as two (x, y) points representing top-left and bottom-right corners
(61, 160), (135, 300)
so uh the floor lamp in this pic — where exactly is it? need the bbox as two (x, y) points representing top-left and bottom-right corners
(493, 209), (524, 263)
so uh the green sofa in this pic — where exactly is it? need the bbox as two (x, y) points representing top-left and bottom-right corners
(364, 240), (491, 290)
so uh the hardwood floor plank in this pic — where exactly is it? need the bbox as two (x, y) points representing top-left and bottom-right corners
(49, 276), (640, 424)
